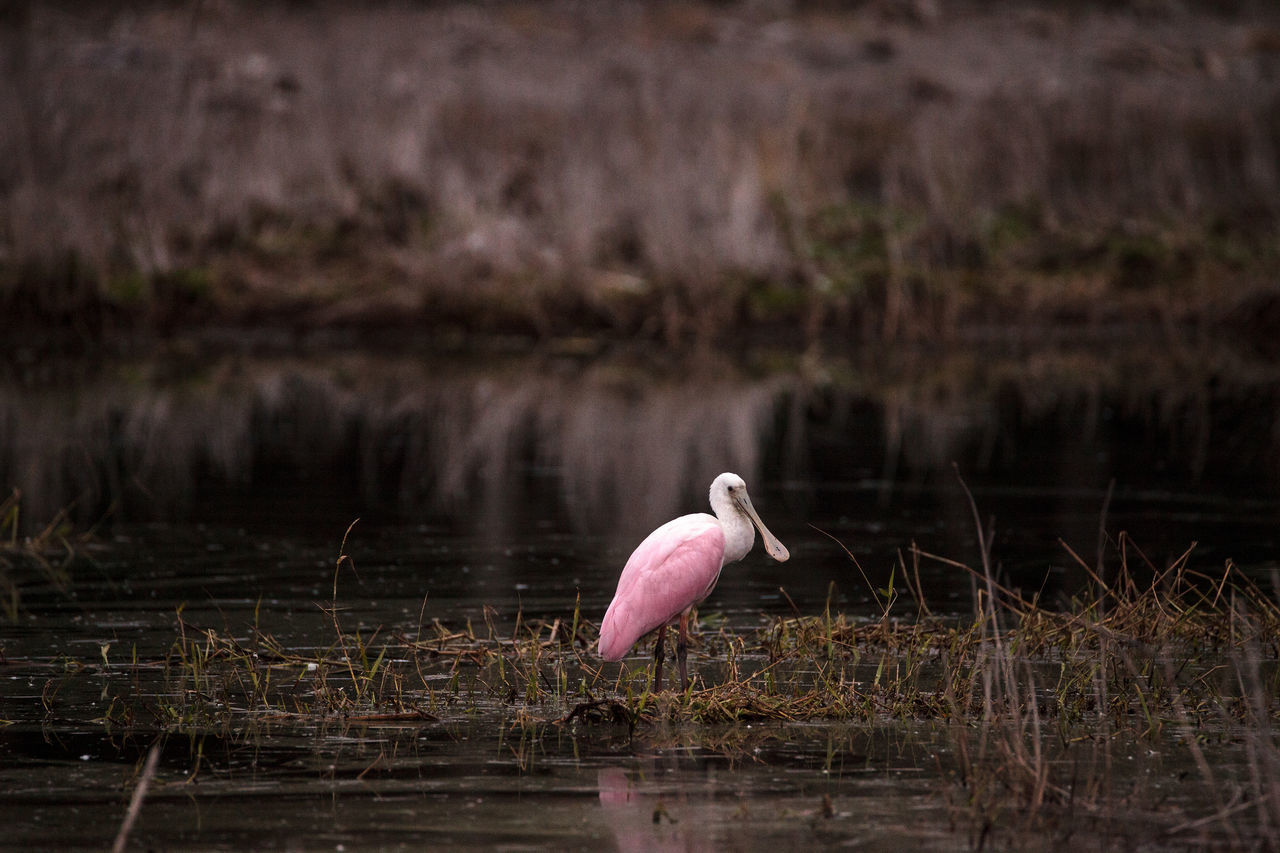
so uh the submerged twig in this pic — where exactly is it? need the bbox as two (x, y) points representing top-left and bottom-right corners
(112, 743), (161, 853)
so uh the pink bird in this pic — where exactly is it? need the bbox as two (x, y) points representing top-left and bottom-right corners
(598, 472), (790, 691)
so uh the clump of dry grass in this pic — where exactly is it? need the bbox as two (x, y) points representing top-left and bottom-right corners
(94, 523), (600, 733)
(586, 536), (1277, 735)
(0, 488), (93, 621)
(109, 515), (1272, 736)
(98, 592), (587, 731)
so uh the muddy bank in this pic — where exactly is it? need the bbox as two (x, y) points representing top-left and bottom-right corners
(2, 1), (1279, 349)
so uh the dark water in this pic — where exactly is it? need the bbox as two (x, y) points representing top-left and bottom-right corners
(1, 341), (1278, 849)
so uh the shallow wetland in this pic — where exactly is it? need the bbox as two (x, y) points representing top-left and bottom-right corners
(4, 1), (1280, 848)
(1, 342), (1278, 850)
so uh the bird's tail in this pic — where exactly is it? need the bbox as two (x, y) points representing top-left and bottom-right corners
(597, 600), (633, 661)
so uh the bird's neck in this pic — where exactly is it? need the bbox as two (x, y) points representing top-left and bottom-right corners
(718, 510), (755, 566)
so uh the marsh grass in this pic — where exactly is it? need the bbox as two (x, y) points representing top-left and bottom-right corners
(0, 488), (94, 621)
(92, 595), (602, 735)
(89, 518), (1277, 738)
(58, 508), (1276, 848)
(97, 525), (600, 734)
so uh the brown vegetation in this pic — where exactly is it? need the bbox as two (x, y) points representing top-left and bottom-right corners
(3, 1), (1279, 347)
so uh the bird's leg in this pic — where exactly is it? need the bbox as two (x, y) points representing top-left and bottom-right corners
(677, 611), (690, 692)
(652, 624), (667, 693)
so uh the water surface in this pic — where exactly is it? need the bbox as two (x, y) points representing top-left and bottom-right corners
(2, 341), (1278, 849)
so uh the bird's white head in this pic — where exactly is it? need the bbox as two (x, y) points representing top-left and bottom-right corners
(709, 472), (790, 563)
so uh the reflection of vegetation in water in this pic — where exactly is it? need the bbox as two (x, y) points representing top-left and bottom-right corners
(0, 354), (786, 535)
(2, 342), (1278, 538)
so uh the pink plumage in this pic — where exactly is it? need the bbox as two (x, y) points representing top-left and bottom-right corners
(598, 515), (726, 661)
(596, 473), (789, 691)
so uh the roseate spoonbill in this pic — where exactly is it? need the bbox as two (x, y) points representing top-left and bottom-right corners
(598, 472), (790, 691)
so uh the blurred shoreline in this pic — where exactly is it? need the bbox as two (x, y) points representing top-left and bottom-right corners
(3, 1), (1279, 351)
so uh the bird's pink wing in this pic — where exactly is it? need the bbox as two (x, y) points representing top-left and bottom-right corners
(598, 515), (726, 661)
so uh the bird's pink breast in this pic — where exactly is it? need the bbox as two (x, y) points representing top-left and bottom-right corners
(598, 514), (727, 661)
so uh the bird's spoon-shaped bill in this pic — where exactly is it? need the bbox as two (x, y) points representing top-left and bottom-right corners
(735, 491), (789, 562)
